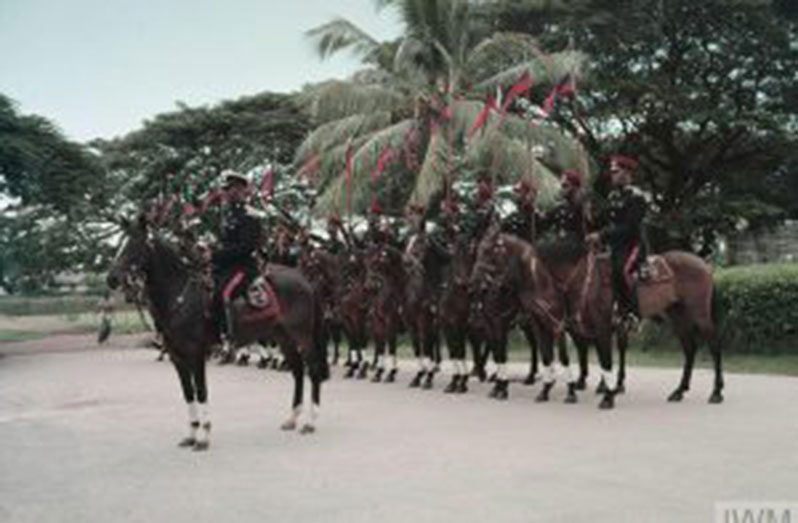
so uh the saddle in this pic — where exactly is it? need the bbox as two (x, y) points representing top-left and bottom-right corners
(634, 256), (677, 317)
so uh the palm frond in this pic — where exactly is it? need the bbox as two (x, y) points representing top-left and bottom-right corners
(474, 50), (588, 93)
(294, 111), (393, 165)
(300, 81), (406, 124)
(408, 125), (453, 207)
(305, 17), (382, 64)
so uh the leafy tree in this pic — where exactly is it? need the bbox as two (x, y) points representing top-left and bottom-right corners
(489, 0), (798, 254)
(300, 0), (588, 216)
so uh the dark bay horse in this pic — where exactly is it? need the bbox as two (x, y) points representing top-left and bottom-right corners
(364, 244), (406, 383)
(107, 216), (329, 450)
(299, 247), (345, 365)
(339, 249), (371, 378)
(439, 237), (484, 394)
(403, 232), (447, 389)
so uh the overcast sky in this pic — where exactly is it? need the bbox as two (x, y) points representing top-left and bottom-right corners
(0, 0), (401, 142)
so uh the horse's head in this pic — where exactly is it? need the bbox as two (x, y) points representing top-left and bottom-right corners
(107, 214), (152, 292)
(469, 225), (507, 298)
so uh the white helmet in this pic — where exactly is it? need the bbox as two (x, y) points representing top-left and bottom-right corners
(221, 169), (249, 187)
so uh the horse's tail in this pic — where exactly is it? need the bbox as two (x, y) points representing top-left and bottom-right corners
(307, 294), (330, 382)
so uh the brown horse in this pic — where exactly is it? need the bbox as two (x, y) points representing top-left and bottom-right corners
(107, 216), (329, 449)
(338, 249), (371, 378)
(403, 232), (447, 389)
(475, 231), (724, 409)
(439, 236), (485, 393)
(364, 244), (406, 383)
(299, 247), (345, 365)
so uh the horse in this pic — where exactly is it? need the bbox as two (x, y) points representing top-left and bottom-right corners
(363, 244), (406, 383)
(403, 232), (447, 390)
(299, 247), (346, 366)
(107, 215), (329, 450)
(438, 236), (485, 394)
(474, 230), (724, 409)
(470, 228), (586, 403)
(338, 249), (371, 378)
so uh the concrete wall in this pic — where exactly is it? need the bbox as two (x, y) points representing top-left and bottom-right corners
(726, 220), (798, 265)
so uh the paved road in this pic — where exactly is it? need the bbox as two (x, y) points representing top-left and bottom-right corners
(1, 335), (796, 523)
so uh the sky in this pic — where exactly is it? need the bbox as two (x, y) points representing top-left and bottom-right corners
(0, 0), (402, 142)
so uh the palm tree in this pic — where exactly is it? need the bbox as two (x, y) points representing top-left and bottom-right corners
(298, 0), (589, 216)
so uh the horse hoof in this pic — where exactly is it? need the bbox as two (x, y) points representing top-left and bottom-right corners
(488, 372), (498, 383)
(595, 380), (608, 394)
(522, 374), (537, 386)
(473, 368), (487, 383)
(177, 437), (196, 448)
(615, 383), (626, 395)
(281, 420), (297, 431)
(299, 424), (316, 435)
(385, 370), (397, 383)
(574, 378), (587, 391)
(444, 378), (459, 394)
(535, 392), (550, 403)
(598, 395), (615, 410)
(422, 375), (434, 390)
(456, 378), (468, 394)
(256, 359), (268, 369)
(667, 390), (684, 402)
(371, 373), (383, 383)
(564, 393), (578, 404)
(408, 372), (423, 388)
(192, 440), (210, 451)
(708, 391), (724, 404)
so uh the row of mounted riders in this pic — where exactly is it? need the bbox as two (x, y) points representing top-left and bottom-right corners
(201, 156), (725, 411)
(106, 157), (724, 447)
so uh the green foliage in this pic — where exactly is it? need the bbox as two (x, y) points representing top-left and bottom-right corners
(492, 0), (798, 255)
(715, 263), (798, 352)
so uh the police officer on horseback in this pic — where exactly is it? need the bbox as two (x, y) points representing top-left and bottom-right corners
(211, 170), (262, 357)
(586, 155), (648, 317)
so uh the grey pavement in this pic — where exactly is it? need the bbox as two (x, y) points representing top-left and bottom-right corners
(1, 335), (796, 523)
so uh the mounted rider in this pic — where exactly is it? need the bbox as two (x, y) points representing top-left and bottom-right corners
(538, 169), (588, 243)
(211, 170), (263, 347)
(586, 155), (649, 316)
(502, 178), (539, 243)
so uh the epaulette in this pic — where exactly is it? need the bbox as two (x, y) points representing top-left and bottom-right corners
(245, 205), (268, 219)
(629, 186), (653, 204)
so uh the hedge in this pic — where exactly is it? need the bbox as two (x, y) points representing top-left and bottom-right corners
(714, 263), (798, 353)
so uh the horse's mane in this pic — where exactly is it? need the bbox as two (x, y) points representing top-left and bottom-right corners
(151, 234), (194, 277)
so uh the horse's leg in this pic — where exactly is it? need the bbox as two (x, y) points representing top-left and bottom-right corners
(192, 355), (211, 451)
(173, 360), (199, 448)
(522, 325), (538, 386)
(331, 321), (342, 366)
(558, 334), (579, 404)
(573, 335), (589, 391)
(471, 335), (488, 382)
(386, 333), (398, 383)
(409, 329), (425, 388)
(488, 332), (510, 400)
(300, 376), (321, 435)
(667, 309), (698, 403)
(535, 328), (557, 403)
(595, 333), (617, 409)
(615, 327), (628, 394)
(281, 348), (304, 431)
(422, 324), (437, 390)
(708, 331), (724, 404)
(444, 327), (463, 394)
(371, 335), (386, 383)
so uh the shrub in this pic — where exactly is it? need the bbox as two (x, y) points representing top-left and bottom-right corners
(715, 263), (798, 353)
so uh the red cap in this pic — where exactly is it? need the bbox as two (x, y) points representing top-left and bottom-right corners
(562, 169), (583, 188)
(370, 199), (383, 215)
(610, 155), (639, 170)
(476, 179), (493, 205)
(514, 178), (536, 196)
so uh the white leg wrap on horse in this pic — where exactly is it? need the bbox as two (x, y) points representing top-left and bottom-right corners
(187, 401), (199, 424)
(196, 402), (210, 441)
(309, 402), (319, 423)
(496, 363), (508, 381)
(390, 354), (398, 370)
(543, 364), (556, 384)
(562, 364), (575, 384)
(422, 357), (432, 371)
(601, 369), (616, 388)
(417, 356), (426, 371)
